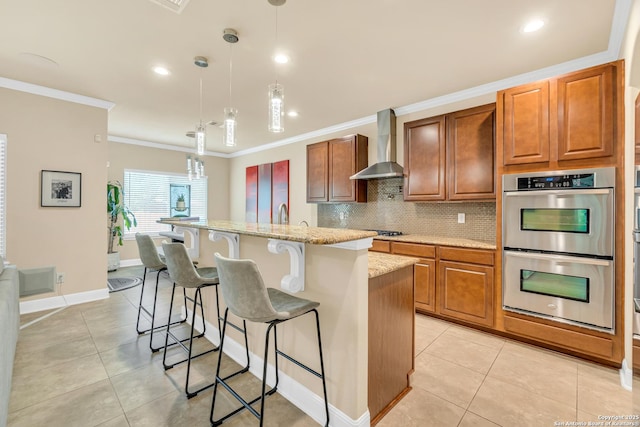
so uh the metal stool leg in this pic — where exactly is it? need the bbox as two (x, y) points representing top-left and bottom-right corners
(136, 267), (150, 334)
(313, 309), (330, 427)
(136, 267), (186, 351)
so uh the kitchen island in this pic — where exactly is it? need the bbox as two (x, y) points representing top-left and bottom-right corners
(160, 219), (415, 427)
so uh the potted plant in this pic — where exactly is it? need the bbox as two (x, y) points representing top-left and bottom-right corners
(176, 193), (186, 211)
(107, 180), (137, 271)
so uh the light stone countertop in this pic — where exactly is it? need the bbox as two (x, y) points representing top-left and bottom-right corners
(158, 219), (378, 245)
(368, 251), (419, 279)
(374, 234), (497, 250)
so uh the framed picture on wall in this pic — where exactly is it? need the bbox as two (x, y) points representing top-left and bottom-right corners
(41, 170), (82, 207)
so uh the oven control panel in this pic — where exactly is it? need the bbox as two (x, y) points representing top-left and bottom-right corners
(517, 173), (595, 190)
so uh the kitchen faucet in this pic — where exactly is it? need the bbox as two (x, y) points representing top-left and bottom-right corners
(277, 202), (289, 225)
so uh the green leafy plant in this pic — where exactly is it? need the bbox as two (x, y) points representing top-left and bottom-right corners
(107, 181), (137, 253)
(177, 193), (185, 202)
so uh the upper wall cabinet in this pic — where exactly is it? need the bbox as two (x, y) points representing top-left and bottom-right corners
(306, 134), (368, 203)
(404, 103), (496, 201)
(404, 115), (446, 201)
(447, 104), (496, 200)
(500, 60), (621, 168)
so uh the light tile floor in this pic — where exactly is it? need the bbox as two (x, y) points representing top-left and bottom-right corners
(8, 267), (635, 426)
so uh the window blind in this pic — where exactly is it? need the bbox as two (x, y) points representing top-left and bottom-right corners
(123, 169), (207, 236)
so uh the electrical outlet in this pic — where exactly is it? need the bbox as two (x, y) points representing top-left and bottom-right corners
(57, 273), (65, 284)
(339, 212), (346, 220)
(457, 213), (465, 224)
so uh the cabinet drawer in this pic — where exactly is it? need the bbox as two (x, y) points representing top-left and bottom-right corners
(439, 247), (494, 266)
(370, 240), (391, 253)
(391, 242), (436, 259)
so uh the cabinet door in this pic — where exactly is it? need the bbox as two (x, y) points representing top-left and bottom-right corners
(306, 141), (329, 202)
(404, 115), (446, 201)
(447, 104), (496, 200)
(438, 261), (494, 327)
(415, 260), (436, 313)
(329, 135), (367, 202)
(501, 81), (550, 165)
(556, 63), (614, 161)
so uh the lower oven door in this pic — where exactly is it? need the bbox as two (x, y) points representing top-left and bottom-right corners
(503, 250), (614, 332)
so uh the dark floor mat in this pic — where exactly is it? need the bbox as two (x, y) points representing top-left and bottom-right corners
(107, 277), (142, 292)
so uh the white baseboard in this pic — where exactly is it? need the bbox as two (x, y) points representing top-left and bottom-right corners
(20, 287), (109, 314)
(119, 259), (143, 268)
(619, 358), (632, 391)
(186, 308), (370, 427)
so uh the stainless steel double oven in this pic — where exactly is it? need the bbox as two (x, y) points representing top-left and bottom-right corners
(502, 167), (615, 333)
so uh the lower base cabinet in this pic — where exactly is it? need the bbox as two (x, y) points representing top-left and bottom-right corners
(369, 265), (415, 425)
(438, 260), (494, 327)
(415, 260), (436, 313)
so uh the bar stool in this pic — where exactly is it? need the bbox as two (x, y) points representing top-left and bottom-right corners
(134, 233), (187, 352)
(161, 242), (250, 399)
(210, 253), (330, 427)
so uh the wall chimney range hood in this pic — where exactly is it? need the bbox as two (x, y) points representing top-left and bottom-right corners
(350, 109), (404, 180)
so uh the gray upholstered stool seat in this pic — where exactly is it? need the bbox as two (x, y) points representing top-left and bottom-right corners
(135, 233), (188, 352)
(161, 242), (249, 399)
(210, 253), (329, 427)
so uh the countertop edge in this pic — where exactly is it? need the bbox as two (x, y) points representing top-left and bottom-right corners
(374, 234), (496, 250)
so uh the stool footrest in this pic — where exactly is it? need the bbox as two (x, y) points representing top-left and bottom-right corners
(211, 374), (278, 426)
(162, 330), (216, 370)
(276, 348), (324, 379)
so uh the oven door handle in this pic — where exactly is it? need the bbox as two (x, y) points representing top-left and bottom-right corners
(503, 188), (612, 197)
(503, 250), (612, 266)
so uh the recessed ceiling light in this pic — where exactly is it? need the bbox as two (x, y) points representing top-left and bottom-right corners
(287, 111), (298, 117)
(523, 19), (544, 33)
(274, 54), (289, 64)
(153, 66), (170, 75)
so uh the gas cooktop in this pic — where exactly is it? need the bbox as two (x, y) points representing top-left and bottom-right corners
(367, 229), (403, 237)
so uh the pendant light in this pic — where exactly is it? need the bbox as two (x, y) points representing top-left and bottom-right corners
(223, 28), (239, 147)
(193, 56), (208, 155)
(268, 0), (285, 133)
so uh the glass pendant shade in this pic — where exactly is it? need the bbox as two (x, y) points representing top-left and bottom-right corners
(186, 155), (193, 180)
(195, 124), (206, 155)
(268, 83), (284, 133)
(223, 107), (237, 147)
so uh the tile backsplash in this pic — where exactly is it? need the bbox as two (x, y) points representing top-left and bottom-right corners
(317, 178), (496, 243)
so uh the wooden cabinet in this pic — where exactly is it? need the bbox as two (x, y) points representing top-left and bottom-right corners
(404, 115), (446, 200)
(500, 61), (620, 167)
(501, 81), (550, 165)
(447, 104), (496, 200)
(438, 247), (494, 327)
(306, 134), (368, 203)
(368, 265), (414, 425)
(387, 242), (495, 322)
(404, 104), (495, 201)
(556, 64), (614, 161)
(370, 240), (390, 253)
(306, 141), (329, 202)
(414, 260), (436, 313)
(389, 242), (437, 314)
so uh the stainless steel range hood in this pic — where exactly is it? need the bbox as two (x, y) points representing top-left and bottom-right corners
(350, 109), (404, 180)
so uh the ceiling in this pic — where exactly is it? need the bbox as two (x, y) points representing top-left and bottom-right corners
(0, 0), (626, 156)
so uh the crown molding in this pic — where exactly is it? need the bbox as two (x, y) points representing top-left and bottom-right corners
(108, 135), (231, 158)
(0, 76), (115, 110)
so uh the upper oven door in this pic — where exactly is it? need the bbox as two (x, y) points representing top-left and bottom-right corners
(503, 188), (614, 257)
